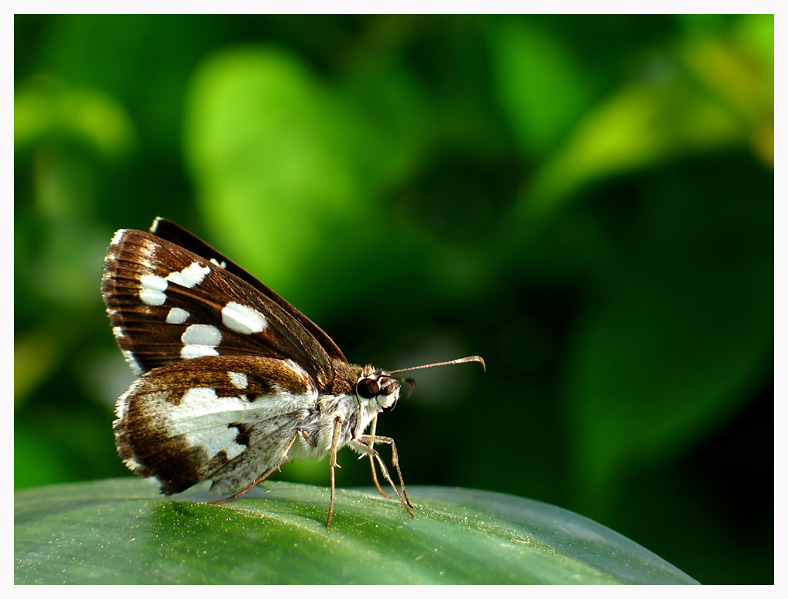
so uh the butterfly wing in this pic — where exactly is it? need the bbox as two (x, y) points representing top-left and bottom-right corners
(115, 355), (321, 495)
(102, 224), (337, 389)
(150, 217), (347, 364)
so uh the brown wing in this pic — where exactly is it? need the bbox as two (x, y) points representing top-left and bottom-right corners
(150, 217), (347, 363)
(102, 226), (335, 389)
(114, 355), (318, 495)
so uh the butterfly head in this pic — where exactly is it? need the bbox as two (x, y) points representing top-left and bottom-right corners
(355, 369), (401, 413)
(353, 355), (485, 415)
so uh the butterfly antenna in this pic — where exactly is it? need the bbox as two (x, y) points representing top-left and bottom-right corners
(390, 355), (486, 375)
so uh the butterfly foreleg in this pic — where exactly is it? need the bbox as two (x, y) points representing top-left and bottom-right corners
(362, 415), (391, 499)
(350, 436), (414, 517)
(357, 434), (413, 510)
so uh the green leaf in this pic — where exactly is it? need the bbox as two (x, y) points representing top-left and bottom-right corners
(14, 79), (137, 159)
(15, 479), (697, 584)
(183, 48), (359, 290)
(489, 18), (594, 156)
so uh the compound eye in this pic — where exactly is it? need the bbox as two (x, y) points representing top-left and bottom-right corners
(357, 378), (380, 399)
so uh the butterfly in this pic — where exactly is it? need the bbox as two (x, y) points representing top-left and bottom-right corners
(102, 217), (484, 525)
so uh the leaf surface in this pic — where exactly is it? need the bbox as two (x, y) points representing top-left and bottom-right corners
(15, 479), (698, 584)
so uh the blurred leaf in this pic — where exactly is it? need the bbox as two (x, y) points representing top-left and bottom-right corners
(31, 223), (109, 308)
(14, 333), (59, 405)
(566, 267), (771, 502)
(734, 15), (774, 166)
(183, 46), (438, 318)
(184, 47), (359, 289)
(339, 57), (432, 190)
(525, 78), (741, 218)
(489, 18), (594, 156)
(734, 14), (774, 77)
(520, 31), (772, 218)
(681, 19), (774, 165)
(14, 78), (136, 159)
(14, 429), (75, 489)
(15, 479), (697, 584)
(562, 163), (772, 510)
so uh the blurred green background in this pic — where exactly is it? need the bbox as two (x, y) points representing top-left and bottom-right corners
(14, 15), (772, 584)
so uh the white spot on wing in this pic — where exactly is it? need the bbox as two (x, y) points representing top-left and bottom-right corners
(112, 326), (125, 338)
(222, 302), (267, 334)
(140, 274), (168, 306)
(166, 307), (189, 324)
(182, 324), (221, 346)
(228, 371), (248, 389)
(210, 258), (227, 268)
(169, 388), (250, 460)
(110, 229), (126, 246)
(165, 376), (319, 465)
(167, 262), (210, 288)
(181, 345), (220, 359)
(181, 324), (221, 360)
(122, 350), (143, 375)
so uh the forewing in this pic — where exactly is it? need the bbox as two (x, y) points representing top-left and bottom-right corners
(102, 226), (335, 388)
(114, 355), (318, 495)
(150, 217), (347, 364)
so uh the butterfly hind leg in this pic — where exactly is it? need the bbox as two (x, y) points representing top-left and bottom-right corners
(206, 466), (277, 505)
(326, 416), (344, 527)
(350, 436), (414, 516)
(208, 427), (307, 506)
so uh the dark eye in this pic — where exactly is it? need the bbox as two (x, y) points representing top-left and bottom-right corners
(357, 378), (380, 399)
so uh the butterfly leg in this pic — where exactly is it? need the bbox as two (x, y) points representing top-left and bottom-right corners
(350, 438), (414, 518)
(326, 416), (343, 527)
(209, 427), (312, 507)
(356, 434), (414, 510)
(207, 465), (277, 505)
(363, 415), (391, 499)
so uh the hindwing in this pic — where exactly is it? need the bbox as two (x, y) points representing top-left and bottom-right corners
(115, 355), (319, 495)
